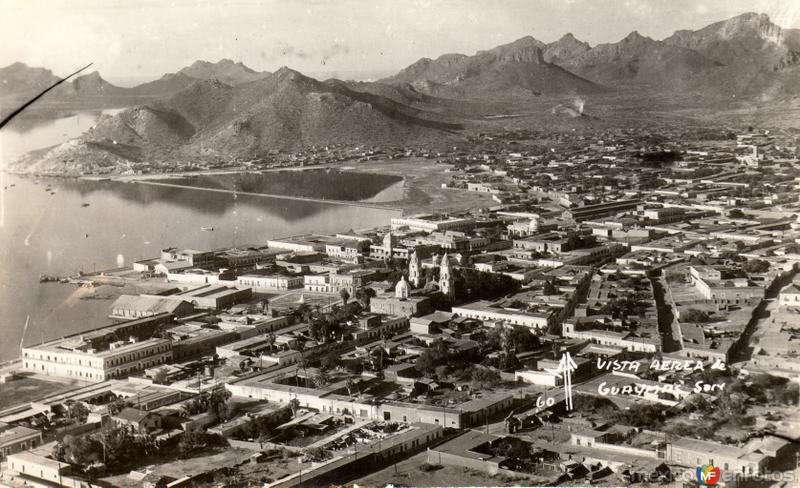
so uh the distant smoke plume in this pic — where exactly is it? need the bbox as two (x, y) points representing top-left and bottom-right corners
(573, 96), (585, 115)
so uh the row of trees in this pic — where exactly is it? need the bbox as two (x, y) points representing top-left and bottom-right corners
(453, 268), (521, 302)
(53, 424), (159, 473)
(180, 389), (232, 421)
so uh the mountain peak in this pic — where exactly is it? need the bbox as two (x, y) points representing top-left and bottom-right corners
(78, 71), (103, 80)
(178, 59), (265, 85)
(490, 36), (546, 64)
(273, 66), (301, 78)
(663, 11), (790, 68)
(623, 30), (648, 42)
(5, 61), (30, 70)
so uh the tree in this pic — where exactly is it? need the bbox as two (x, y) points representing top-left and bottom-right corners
(454, 268), (520, 302)
(106, 396), (131, 416)
(543, 279), (558, 296)
(178, 432), (227, 458)
(355, 287), (376, 308)
(415, 350), (437, 377)
(289, 397), (300, 417)
(303, 446), (332, 463)
(68, 401), (90, 423)
(297, 357), (309, 386)
(339, 288), (350, 305)
(207, 388), (232, 421)
(743, 259), (770, 274)
(612, 403), (666, 428)
(57, 434), (103, 467)
(727, 208), (745, 218)
(312, 370), (330, 388)
(415, 340), (450, 377)
(345, 377), (357, 397)
(683, 308), (711, 323)
(265, 333), (276, 352)
(320, 351), (341, 371)
(153, 367), (170, 385)
(506, 325), (541, 353)
(371, 347), (387, 379)
(471, 367), (501, 389)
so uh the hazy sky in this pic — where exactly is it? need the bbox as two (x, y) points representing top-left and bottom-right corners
(1, 0), (799, 85)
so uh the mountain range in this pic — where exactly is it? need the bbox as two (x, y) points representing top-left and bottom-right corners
(0, 58), (272, 105)
(8, 67), (463, 175)
(4, 12), (800, 175)
(383, 12), (800, 98)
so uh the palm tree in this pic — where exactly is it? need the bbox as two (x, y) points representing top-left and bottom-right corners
(296, 358), (309, 386)
(345, 377), (356, 397)
(289, 397), (300, 417)
(312, 370), (329, 388)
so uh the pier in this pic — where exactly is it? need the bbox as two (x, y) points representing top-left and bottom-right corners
(133, 181), (404, 212)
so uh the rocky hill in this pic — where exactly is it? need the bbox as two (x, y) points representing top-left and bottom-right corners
(556, 31), (721, 86)
(385, 12), (800, 99)
(383, 36), (603, 98)
(177, 59), (270, 85)
(0, 62), (61, 97)
(9, 68), (464, 175)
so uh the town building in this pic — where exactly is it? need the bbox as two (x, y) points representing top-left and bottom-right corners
(22, 314), (175, 382)
(452, 301), (554, 331)
(0, 423), (41, 461)
(110, 295), (195, 320)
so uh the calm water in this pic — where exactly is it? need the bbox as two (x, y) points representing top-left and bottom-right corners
(0, 109), (124, 163)
(0, 112), (399, 361)
(160, 171), (404, 202)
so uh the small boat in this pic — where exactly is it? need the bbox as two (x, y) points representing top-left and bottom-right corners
(81, 203), (90, 207)
(201, 226), (215, 231)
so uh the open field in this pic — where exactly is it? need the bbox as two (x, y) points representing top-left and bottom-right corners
(0, 376), (78, 410)
(100, 446), (254, 488)
(352, 451), (528, 487)
(353, 158), (498, 214)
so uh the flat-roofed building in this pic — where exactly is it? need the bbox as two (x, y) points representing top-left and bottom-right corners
(689, 265), (764, 306)
(22, 314), (176, 382)
(391, 215), (477, 232)
(165, 285), (253, 310)
(324, 238), (369, 259)
(666, 437), (770, 477)
(370, 295), (432, 317)
(110, 295), (195, 320)
(562, 321), (659, 353)
(23, 336), (172, 382)
(237, 273), (304, 291)
(452, 300), (554, 331)
(218, 248), (280, 268)
(268, 234), (347, 253)
(7, 451), (71, 486)
(0, 423), (42, 460)
(564, 199), (641, 222)
(169, 325), (239, 361)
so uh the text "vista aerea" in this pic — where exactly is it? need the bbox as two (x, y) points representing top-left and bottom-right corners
(596, 358), (726, 373)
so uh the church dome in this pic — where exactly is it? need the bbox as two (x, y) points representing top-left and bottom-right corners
(395, 276), (410, 299)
